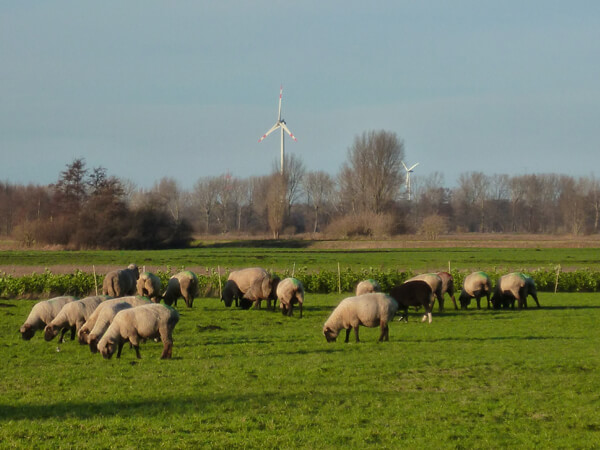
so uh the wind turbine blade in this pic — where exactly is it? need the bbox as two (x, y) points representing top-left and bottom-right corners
(408, 163), (420, 171)
(278, 85), (283, 121)
(401, 161), (408, 171)
(281, 122), (297, 142)
(258, 123), (281, 143)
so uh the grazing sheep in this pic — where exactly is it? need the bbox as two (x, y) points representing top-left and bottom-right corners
(459, 271), (492, 309)
(276, 277), (305, 317)
(162, 271), (199, 308)
(81, 296), (151, 353)
(136, 271), (162, 303)
(491, 273), (540, 310)
(221, 279), (244, 308)
(102, 264), (140, 297)
(323, 293), (398, 343)
(226, 267), (280, 310)
(97, 303), (180, 359)
(44, 295), (109, 342)
(436, 271), (458, 310)
(19, 296), (77, 341)
(355, 279), (381, 296)
(406, 273), (445, 311)
(389, 280), (435, 323)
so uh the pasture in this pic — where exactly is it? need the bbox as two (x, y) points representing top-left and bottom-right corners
(1, 291), (599, 448)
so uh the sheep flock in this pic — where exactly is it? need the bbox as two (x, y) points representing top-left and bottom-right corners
(18, 265), (541, 358)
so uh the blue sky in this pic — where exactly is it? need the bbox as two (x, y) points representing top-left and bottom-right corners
(1, 1), (599, 189)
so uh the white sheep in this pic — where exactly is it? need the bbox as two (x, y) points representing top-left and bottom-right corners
(19, 296), (77, 341)
(226, 267), (280, 310)
(136, 271), (162, 303)
(43, 295), (109, 342)
(79, 296), (151, 352)
(162, 271), (199, 308)
(355, 279), (381, 296)
(323, 293), (398, 343)
(97, 303), (180, 359)
(276, 277), (305, 317)
(102, 264), (140, 297)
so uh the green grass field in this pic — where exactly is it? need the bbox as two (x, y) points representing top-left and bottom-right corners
(1, 246), (600, 272)
(1, 292), (599, 448)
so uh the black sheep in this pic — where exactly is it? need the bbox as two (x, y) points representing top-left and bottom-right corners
(388, 280), (435, 323)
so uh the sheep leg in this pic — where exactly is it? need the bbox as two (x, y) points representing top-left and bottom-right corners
(353, 326), (360, 343)
(476, 296), (481, 310)
(133, 345), (142, 359)
(69, 325), (76, 341)
(344, 328), (351, 343)
(532, 292), (540, 308)
(379, 321), (389, 342)
(437, 295), (444, 312)
(486, 293), (491, 309)
(451, 295), (458, 310)
(161, 341), (173, 359)
(58, 327), (68, 344)
(116, 342), (124, 358)
(299, 302), (303, 318)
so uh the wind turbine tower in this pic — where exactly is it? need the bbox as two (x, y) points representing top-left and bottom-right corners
(402, 161), (419, 201)
(258, 85), (297, 175)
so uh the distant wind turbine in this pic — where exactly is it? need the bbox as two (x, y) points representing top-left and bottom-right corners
(402, 161), (419, 200)
(258, 85), (297, 175)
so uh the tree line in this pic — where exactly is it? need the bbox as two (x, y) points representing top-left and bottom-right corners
(2, 130), (599, 249)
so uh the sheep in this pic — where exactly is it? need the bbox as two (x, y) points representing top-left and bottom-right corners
(323, 293), (398, 343)
(355, 279), (381, 296)
(459, 271), (492, 309)
(43, 295), (109, 342)
(221, 279), (244, 308)
(97, 303), (180, 359)
(436, 271), (458, 310)
(19, 296), (77, 341)
(136, 271), (162, 303)
(491, 272), (540, 310)
(406, 273), (445, 311)
(389, 280), (435, 323)
(276, 277), (304, 317)
(162, 271), (199, 308)
(225, 267), (280, 310)
(81, 296), (151, 353)
(102, 264), (140, 297)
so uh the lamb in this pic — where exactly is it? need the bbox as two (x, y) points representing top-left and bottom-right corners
(276, 277), (305, 317)
(459, 271), (492, 309)
(405, 273), (445, 311)
(162, 271), (199, 308)
(491, 272), (540, 310)
(19, 296), (77, 341)
(136, 271), (162, 303)
(43, 295), (109, 342)
(323, 293), (398, 343)
(81, 296), (151, 353)
(225, 267), (280, 310)
(389, 280), (435, 323)
(97, 303), (180, 359)
(355, 279), (381, 296)
(102, 264), (140, 297)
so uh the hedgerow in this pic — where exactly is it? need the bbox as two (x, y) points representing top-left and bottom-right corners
(2, 266), (600, 299)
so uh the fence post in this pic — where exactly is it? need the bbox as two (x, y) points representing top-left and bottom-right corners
(93, 265), (98, 296)
(554, 264), (561, 294)
(217, 266), (222, 298)
(338, 262), (341, 294)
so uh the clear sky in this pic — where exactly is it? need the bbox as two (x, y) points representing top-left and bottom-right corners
(1, 1), (599, 190)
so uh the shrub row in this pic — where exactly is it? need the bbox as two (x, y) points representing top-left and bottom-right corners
(0, 266), (597, 300)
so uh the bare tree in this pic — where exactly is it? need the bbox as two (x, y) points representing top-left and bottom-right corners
(152, 177), (184, 223)
(304, 171), (335, 233)
(338, 130), (404, 214)
(266, 173), (287, 238)
(193, 176), (222, 234)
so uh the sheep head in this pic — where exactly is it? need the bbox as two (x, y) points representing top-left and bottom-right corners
(323, 326), (338, 343)
(19, 324), (35, 340)
(43, 324), (58, 341)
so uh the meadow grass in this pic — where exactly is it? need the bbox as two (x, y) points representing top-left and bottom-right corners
(1, 246), (600, 272)
(1, 292), (599, 448)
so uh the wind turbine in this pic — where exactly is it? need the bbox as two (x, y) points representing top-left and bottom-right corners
(258, 85), (297, 175)
(402, 161), (419, 201)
